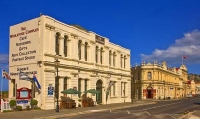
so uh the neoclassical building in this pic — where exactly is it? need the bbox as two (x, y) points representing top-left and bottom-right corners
(8, 15), (131, 109)
(131, 61), (189, 100)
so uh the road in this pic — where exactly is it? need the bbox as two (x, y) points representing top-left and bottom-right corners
(57, 97), (200, 119)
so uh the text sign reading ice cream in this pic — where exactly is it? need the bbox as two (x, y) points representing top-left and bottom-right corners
(9, 18), (39, 66)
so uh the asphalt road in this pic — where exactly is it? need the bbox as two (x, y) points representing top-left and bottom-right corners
(57, 97), (200, 119)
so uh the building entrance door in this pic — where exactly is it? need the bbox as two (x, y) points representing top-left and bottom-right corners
(96, 80), (103, 104)
(146, 87), (153, 99)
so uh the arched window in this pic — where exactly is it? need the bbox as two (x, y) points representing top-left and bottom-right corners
(148, 72), (152, 80)
(113, 52), (116, 66)
(95, 46), (98, 63)
(55, 32), (60, 55)
(78, 40), (82, 60)
(100, 47), (103, 64)
(64, 35), (68, 57)
(120, 54), (123, 68)
(85, 42), (88, 61)
(109, 50), (112, 66)
(124, 55), (126, 68)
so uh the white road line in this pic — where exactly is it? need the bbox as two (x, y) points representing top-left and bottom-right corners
(144, 111), (151, 116)
(126, 110), (130, 114)
(166, 114), (176, 119)
(142, 101), (184, 111)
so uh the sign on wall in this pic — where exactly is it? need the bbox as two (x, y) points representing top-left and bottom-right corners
(9, 18), (39, 66)
(47, 84), (54, 97)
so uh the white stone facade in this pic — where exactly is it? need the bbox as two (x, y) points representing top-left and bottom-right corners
(8, 15), (131, 110)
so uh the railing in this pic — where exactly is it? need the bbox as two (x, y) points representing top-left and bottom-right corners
(1, 99), (12, 112)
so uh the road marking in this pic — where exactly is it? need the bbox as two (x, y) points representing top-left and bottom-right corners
(166, 114), (176, 119)
(144, 111), (151, 116)
(126, 110), (130, 114)
(142, 101), (184, 111)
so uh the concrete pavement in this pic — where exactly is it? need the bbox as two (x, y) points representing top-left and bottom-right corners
(1, 98), (198, 119)
(0, 100), (156, 119)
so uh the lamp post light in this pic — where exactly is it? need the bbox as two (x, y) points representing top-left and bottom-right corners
(54, 57), (60, 113)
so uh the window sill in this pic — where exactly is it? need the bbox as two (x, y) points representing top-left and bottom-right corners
(121, 96), (128, 98)
(110, 97), (117, 99)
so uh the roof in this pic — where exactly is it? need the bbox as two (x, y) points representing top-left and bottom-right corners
(71, 24), (89, 32)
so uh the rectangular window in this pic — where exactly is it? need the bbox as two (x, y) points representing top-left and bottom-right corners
(124, 58), (126, 68)
(113, 82), (115, 96)
(110, 86), (111, 97)
(64, 40), (67, 57)
(85, 80), (87, 96)
(124, 83), (126, 96)
(113, 55), (115, 67)
(56, 39), (59, 55)
(96, 47), (98, 63)
(13, 79), (15, 97)
(109, 52), (111, 66)
(63, 78), (67, 97)
(121, 82), (123, 96)
(78, 79), (81, 98)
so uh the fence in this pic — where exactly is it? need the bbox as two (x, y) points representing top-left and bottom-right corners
(1, 99), (12, 112)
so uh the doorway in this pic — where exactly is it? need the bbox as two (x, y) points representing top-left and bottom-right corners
(146, 87), (153, 99)
(96, 80), (103, 104)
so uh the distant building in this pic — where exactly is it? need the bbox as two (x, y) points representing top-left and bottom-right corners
(131, 61), (189, 99)
(8, 15), (131, 109)
(195, 82), (200, 95)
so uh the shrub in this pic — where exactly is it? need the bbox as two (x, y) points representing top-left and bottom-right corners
(9, 100), (16, 109)
(30, 99), (38, 109)
(26, 105), (30, 110)
(30, 99), (38, 106)
(16, 105), (22, 111)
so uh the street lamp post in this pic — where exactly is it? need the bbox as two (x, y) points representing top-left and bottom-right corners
(54, 57), (60, 113)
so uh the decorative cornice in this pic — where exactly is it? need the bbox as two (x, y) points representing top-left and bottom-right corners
(45, 24), (55, 29)
(104, 45), (109, 49)
(70, 33), (78, 38)
(90, 40), (96, 44)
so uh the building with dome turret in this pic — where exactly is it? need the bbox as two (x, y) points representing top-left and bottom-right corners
(131, 61), (189, 100)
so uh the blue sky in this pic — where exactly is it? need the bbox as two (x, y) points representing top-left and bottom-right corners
(1, 0), (200, 91)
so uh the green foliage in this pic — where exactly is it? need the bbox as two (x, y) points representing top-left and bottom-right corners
(3, 110), (13, 113)
(16, 105), (22, 111)
(188, 73), (200, 82)
(9, 100), (16, 107)
(34, 107), (41, 110)
(30, 99), (38, 106)
(26, 105), (30, 110)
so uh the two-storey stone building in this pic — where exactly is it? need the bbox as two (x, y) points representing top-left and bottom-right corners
(8, 15), (131, 109)
(131, 61), (188, 100)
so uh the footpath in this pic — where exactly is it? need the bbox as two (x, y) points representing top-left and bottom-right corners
(0, 100), (155, 119)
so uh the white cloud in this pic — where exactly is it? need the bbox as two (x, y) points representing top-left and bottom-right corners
(141, 30), (200, 65)
(0, 54), (9, 70)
